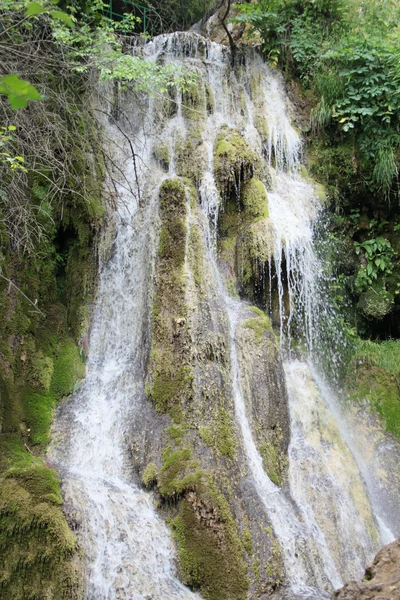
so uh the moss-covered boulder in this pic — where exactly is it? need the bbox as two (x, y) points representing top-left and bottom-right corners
(182, 80), (207, 121)
(347, 340), (400, 439)
(358, 286), (394, 320)
(175, 131), (208, 185)
(171, 483), (248, 600)
(214, 127), (260, 194)
(241, 178), (269, 221)
(146, 178), (192, 419)
(0, 473), (83, 600)
(236, 217), (275, 299)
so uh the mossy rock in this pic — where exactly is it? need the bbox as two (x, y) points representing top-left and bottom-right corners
(51, 338), (85, 398)
(244, 307), (273, 343)
(236, 218), (275, 295)
(358, 287), (394, 320)
(142, 462), (158, 488)
(214, 127), (260, 194)
(153, 141), (170, 171)
(159, 446), (202, 497)
(146, 178), (193, 420)
(241, 178), (269, 221)
(0, 476), (83, 600)
(171, 484), (249, 600)
(347, 340), (400, 438)
(175, 133), (207, 185)
(182, 80), (207, 121)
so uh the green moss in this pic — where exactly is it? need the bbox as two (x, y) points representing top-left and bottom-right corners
(65, 243), (96, 339)
(347, 340), (400, 438)
(146, 179), (194, 420)
(21, 390), (56, 447)
(189, 224), (204, 288)
(0, 477), (82, 600)
(0, 434), (36, 472)
(236, 218), (274, 297)
(199, 426), (213, 446)
(175, 134), (207, 184)
(258, 425), (287, 486)
(153, 141), (170, 171)
(259, 442), (280, 485)
(241, 178), (269, 221)
(159, 446), (202, 497)
(263, 538), (284, 585)
(171, 483), (248, 600)
(167, 423), (185, 443)
(214, 127), (260, 193)
(182, 81), (207, 121)
(241, 528), (253, 555)
(216, 408), (235, 458)
(149, 364), (193, 414)
(244, 308), (273, 343)
(27, 351), (54, 391)
(142, 462), (158, 488)
(51, 338), (85, 397)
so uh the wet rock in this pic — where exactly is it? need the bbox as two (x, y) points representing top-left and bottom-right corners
(333, 539), (400, 599)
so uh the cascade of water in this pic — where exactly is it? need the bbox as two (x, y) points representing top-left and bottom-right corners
(48, 91), (200, 599)
(48, 29), (399, 600)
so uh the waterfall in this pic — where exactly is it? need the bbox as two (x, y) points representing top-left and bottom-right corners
(48, 29), (399, 599)
(48, 86), (200, 599)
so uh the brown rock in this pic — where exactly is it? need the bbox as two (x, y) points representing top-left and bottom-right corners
(333, 539), (400, 599)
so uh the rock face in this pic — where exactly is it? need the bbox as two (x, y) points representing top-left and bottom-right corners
(333, 539), (400, 599)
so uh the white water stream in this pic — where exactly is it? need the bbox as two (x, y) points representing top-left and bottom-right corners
(49, 30), (399, 599)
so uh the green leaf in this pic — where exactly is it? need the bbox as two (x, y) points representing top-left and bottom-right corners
(0, 75), (42, 109)
(51, 11), (74, 27)
(9, 95), (28, 109)
(25, 2), (47, 16)
(7, 125), (16, 131)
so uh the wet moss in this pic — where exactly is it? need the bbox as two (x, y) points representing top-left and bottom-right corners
(26, 351), (54, 391)
(51, 338), (85, 398)
(142, 462), (158, 488)
(146, 179), (193, 420)
(171, 482), (248, 600)
(182, 82), (207, 121)
(175, 134), (207, 185)
(153, 141), (170, 171)
(259, 441), (280, 485)
(0, 477), (82, 600)
(216, 407), (235, 458)
(236, 219), (274, 296)
(347, 340), (400, 438)
(242, 528), (253, 555)
(21, 390), (56, 447)
(244, 308), (273, 343)
(189, 224), (204, 288)
(241, 178), (269, 221)
(159, 446), (202, 497)
(214, 127), (260, 194)
(167, 423), (185, 443)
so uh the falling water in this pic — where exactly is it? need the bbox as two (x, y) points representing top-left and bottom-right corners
(48, 29), (399, 599)
(48, 86), (200, 599)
